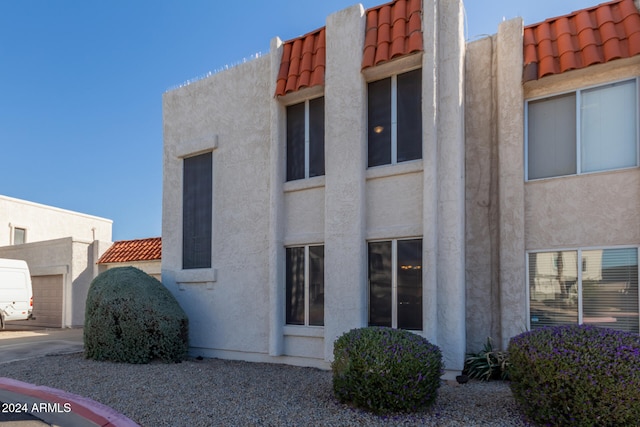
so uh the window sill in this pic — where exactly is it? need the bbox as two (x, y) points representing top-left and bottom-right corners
(283, 325), (324, 338)
(284, 175), (325, 193)
(175, 268), (217, 290)
(366, 159), (423, 181)
(525, 165), (639, 183)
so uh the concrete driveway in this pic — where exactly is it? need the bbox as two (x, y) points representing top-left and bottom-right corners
(0, 323), (83, 364)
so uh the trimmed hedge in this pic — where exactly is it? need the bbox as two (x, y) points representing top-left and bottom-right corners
(84, 267), (188, 363)
(508, 324), (640, 426)
(332, 327), (443, 414)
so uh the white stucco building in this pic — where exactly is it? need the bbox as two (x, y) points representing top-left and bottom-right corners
(163, 0), (640, 373)
(0, 195), (113, 327)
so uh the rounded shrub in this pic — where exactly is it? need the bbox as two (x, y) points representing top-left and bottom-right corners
(84, 267), (189, 364)
(508, 324), (640, 426)
(332, 326), (443, 414)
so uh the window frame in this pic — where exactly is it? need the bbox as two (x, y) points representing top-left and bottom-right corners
(182, 151), (213, 270)
(285, 244), (324, 327)
(367, 67), (423, 169)
(525, 77), (640, 181)
(286, 96), (325, 182)
(367, 237), (423, 331)
(526, 245), (640, 332)
(11, 225), (27, 245)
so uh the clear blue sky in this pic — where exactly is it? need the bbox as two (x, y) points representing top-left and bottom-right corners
(1, 0), (602, 241)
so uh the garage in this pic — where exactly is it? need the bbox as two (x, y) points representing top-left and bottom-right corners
(30, 274), (63, 328)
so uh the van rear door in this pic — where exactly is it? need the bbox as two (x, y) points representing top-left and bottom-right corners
(0, 260), (33, 323)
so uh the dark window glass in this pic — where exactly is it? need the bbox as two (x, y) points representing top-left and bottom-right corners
(397, 69), (422, 162)
(368, 241), (392, 327)
(309, 97), (325, 178)
(286, 102), (305, 181)
(368, 78), (392, 167)
(396, 239), (423, 330)
(183, 152), (212, 269)
(286, 247), (305, 325)
(309, 246), (325, 326)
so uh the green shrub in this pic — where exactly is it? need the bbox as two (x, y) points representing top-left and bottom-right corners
(84, 267), (188, 364)
(463, 337), (510, 381)
(332, 327), (443, 414)
(508, 325), (640, 426)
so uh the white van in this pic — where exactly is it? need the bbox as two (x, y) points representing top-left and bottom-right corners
(0, 258), (33, 328)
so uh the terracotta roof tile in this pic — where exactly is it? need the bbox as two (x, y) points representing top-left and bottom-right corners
(275, 27), (326, 96)
(362, 0), (423, 69)
(524, 0), (640, 82)
(97, 237), (162, 264)
(275, 0), (423, 96)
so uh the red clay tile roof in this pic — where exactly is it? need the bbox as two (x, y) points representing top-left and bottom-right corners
(275, 0), (423, 96)
(523, 0), (640, 82)
(362, 0), (423, 69)
(98, 237), (162, 264)
(275, 27), (326, 96)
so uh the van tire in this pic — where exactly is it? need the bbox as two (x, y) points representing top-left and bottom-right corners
(0, 312), (4, 330)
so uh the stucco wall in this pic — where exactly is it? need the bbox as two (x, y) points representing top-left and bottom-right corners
(163, 0), (467, 371)
(0, 237), (107, 327)
(366, 170), (423, 237)
(526, 171), (640, 250)
(162, 55), (272, 358)
(99, 260), (162, 281)
(464, 35), (502, 351)
(464, 21), (640, 353)
(495, 18), (527, 348)
(524, 58), (640, 252)
(283, 184), (325, 244)
(464, 17), (527, 352)
(322, 4), (368, 362)
(0, 195), (112, 246)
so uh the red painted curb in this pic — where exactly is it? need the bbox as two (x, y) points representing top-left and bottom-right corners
(0, 377), (139, 427)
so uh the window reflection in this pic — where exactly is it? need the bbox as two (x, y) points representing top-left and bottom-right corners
(286, 247), (305, 325)
(529, 248), (639, 333)
(368, 239), (422, 331)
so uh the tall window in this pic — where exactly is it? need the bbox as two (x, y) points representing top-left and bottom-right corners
(286, 245), (324, 326)
(527, 79), (638, 180)
(183, 152), (212, 269)
(368, 239), (422, 330)
(287, 97), (325, 181)
(528, 247), (639, 333)
(368, 68), (422, 167)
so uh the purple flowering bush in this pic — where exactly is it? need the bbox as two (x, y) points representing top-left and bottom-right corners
(508, 324), (640, 426)
(332, 327), (443, 414)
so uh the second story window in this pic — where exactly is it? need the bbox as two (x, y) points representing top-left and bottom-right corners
(368, 68), (422, 168)
(286, 97), (325, 181)
(526, 78), (638, 180)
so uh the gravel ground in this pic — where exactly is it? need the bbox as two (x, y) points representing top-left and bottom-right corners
(0, 353), (533, 426)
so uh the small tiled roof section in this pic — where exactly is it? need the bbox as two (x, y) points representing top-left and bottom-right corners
(97, 237), (162, 264)
(362, 0), (423, 69)
(523, 0), (640, 82)
(275, 27), (326, 96)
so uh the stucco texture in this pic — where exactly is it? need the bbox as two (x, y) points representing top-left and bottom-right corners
(162, 56), (272, 356)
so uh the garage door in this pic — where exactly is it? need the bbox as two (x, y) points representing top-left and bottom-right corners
(30, 275), (63, 328)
